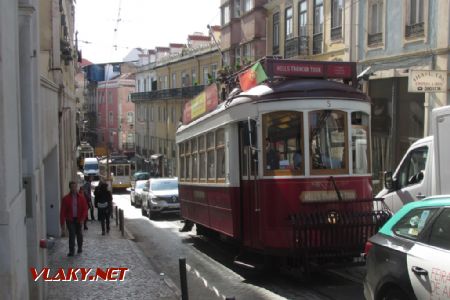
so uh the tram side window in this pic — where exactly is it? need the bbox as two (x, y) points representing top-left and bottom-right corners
(199, 135), (206, 180)
(179, 143), (185, 181)
(117, 165), (124, 176)
(185, 141), (191, 181)
(191, 138), (198, 181)
(207, 132), (215, 181)
(352, 112), (370, 174)
(310, 110), (348, 174)
(263, 111), (303, 176)
(216, 129), (226, 180)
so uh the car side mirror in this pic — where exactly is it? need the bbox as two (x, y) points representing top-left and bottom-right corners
(384, 171), (396, 191)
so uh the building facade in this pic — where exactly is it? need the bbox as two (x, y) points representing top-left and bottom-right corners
(132, 34), (221, 176)
(357, 0), (450, 191)
(1, 0), (78, 299)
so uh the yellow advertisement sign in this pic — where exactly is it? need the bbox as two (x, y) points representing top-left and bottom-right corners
(190, 91), (206, 119)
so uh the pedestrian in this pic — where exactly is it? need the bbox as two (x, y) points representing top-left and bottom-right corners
(94, 181), (112, 235)
(60, 181), (88, 257)
(83, 176), (95, 225)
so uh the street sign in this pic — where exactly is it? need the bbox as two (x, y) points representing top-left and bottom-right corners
(408, 70), (448, 93)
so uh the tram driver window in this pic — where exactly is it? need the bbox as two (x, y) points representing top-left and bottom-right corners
(309, 110), (348, 174)
(263, 111), (303, 176)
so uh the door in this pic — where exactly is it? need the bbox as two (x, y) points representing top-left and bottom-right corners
(385, 145), (430, 212)
(407, 208), (450, 299)
(239, 121), (261, 248)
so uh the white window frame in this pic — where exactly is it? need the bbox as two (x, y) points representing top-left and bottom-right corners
(366, 0), (385, 48)
(243, 0), (253, 13)
(221, 4), (230, 25)
(285, 6), (293, 40)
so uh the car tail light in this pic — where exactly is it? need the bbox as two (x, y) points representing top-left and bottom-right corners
(364, 241), (373, 257)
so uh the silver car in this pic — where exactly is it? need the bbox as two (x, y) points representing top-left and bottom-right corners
(130, 180), (148, 207)
(142, 178), (179, 219)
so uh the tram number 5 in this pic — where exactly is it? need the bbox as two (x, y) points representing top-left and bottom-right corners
(327, 100), (331, 108)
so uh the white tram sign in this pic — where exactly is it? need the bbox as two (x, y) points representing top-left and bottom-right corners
(408, 70), (448, 93)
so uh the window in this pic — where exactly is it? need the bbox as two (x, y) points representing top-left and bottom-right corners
(223, 51), (230, 68)
(211, 64), (218, 81)
(221, 4), (230, 25)
(428, 208), (450, 250)
(179, 143), (185, 180)
(242, 43), (252, 62)
(191, 138), (198, 180)
(243, 0), (253, 12)
(207, 132), (215, 180)
(393, 208), (438, 240)
(109, 111), (113, 125)
(127, 112), (134, 123)
(216, 129), (226, 180)
(263, 111), (303, 176)
(235, 47), (241, 66)
(368, 0), (383, 45)
(273, 13), (280, 53)
(199, 135), (206, 180)
(192, 68), (197, 85)
(313, 0), (324, 54)
(108, 91), (112, 104)
(234, 0), (240, 17)
(310, 110), (347, 174)
(171, 73), (177, 88)
(331, 0), (343, 40)
(395, 146), (428, 189)
(203, 67), (209, 85)
(185, 141), (191, 180)
(406, 0), (424, 37)
(285, 7), (293, 40)
(352, 112), (370, 174)
(298, 1), (308, 36)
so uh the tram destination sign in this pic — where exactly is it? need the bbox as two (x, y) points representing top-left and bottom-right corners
(408, 70), (448, 93)
(264, 59), (356, 83)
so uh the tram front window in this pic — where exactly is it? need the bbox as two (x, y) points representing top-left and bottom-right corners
(310, 110), (348, 174)
(263, 111), (303, 175)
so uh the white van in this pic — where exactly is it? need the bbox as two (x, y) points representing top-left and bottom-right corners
(376, 106), (450, 212)
(83, 157), (99, 180)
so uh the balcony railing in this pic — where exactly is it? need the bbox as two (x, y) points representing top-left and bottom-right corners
(273, 45), (280, 56)
(122, 143), (135, 151)
(312, 33), (323, 55)
(130, 85), (205, 101)
(405, 22), (424, 38)
(331, 26), (342, 40)
(284, 36), (309, 58)
(368, 32), (383, 46)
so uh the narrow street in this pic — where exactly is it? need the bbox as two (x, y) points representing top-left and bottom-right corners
(113, 192), (366, 300)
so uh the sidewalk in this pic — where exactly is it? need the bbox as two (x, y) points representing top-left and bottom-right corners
(46, 215), (179, 300)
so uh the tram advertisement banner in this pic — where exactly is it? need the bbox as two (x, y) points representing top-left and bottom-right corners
(182, 84), (218, 124)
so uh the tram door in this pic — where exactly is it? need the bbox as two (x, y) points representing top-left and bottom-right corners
(239, 121), (262, 248)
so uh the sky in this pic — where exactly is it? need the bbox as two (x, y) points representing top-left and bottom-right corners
(75, 0), (220, 64)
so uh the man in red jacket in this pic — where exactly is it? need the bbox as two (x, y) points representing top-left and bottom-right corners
(60, 181), (88, 256)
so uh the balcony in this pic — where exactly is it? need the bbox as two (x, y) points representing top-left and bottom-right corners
(331, 26), (342, 41)
(405, 22), (424, 38)
(312, 33), (323, 55)
(284, 36), (309, 58)
(130, 85), (205, 102)
(368, 32), (383, 46)
(122, 143), (135, 151)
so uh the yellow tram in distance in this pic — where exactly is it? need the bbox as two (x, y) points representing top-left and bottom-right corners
(77, 142), (94, 170)
(99, 156), (135, 189)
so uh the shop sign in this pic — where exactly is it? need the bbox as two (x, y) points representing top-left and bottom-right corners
(408, 70), (448, 93)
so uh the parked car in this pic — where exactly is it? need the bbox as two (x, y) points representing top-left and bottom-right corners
(131, 171), (150, 189)
(142, 178), (179, 219)
(364, 196), (450, 300)
(130, 180), (148, 208)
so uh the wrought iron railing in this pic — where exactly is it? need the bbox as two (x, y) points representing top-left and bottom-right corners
(130, 85), (205, 101)
(405, 22), (424, 38)
(284, 36), (309, 58)
(331, 26), (342, 40)
(368, 32), (383, 46)
(313, 33), (323, 55)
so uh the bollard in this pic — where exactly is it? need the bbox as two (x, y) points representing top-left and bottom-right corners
(179, 258), (189, 300)
(115, 206), (119, 226)
(119, 209), (124, 236)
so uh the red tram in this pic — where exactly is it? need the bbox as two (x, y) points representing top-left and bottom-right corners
(176, 58), (389, 268)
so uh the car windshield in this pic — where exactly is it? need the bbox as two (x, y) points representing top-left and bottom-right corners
(151, 180), (178, 191)
(133, 172), (150, 180)
(135, 181), (146, 189)
(84, 164), (98, 170)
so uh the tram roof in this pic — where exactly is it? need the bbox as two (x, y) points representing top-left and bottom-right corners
(177, 78), (370, 134)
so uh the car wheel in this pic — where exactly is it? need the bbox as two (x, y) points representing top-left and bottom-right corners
(148, 209), (157, 220)
(380, 287), (409, 300)
(130, 196), (134, 206)
(141, 206), (146, 216)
